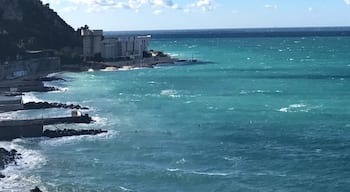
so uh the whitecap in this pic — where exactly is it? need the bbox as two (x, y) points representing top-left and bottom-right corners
(91, 116), (109, 126)
(289, 104), (306, 108)
(22, 92), (43, 103)
(278, 107), (289, 113)
(168, 53), (179, 57)
(39, 130), (117, 147)
(278, 104), (309, 113)
(0, 140), (46, 191)
(176, 158), (186, 164)
(160, 89), (180, 98)
(167, 168), (180, 172)
(223, 156), (241, 161)
(119, 186), (133, 191)
(191, 171), (230, 176)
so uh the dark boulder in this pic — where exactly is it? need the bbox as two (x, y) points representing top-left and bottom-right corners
(24, 102), (89, 110)
(0, 148), (20, 169)
(43, 129), (107, 138)
(30, 186), (43, 192)
(0, 148), (21, 178)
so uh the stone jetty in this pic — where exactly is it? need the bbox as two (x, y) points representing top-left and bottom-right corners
(43, 129), (107, 138)
(0, 114), (94, 140)
(24, 101), (89, 110)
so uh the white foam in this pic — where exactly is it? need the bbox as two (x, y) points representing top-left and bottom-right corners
(176, 158), (186, 164)
(22, 92), (43, 103)
(40, 130), (117, 147)
(289, 104), (306, 108)
(0, 140), (46, 191)
(191, 171), (230, 176)
(168, 53), (179, 57)
(165, 167), (231, 177)
(278, 104), (309, 113)
(166, 168), (180, 172)
(92, 115), (109, 127)
(223, 156), (241, 161)
(0, 111), (20, 120)
(278, 107), (289, 113)
(119, 186), (133, 191)
(160, 89), (181, 98)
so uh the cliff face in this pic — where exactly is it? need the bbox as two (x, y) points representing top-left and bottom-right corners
(0, 0), (82, 59)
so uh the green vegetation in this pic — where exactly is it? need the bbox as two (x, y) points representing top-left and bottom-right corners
(0, 0), (82, 63)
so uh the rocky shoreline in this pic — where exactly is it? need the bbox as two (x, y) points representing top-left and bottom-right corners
(0, 74), (108, 191)
(0, 147), (45, 192)
(0, 127), (107, 192)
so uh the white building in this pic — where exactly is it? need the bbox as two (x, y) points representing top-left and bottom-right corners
(81, 29), (103, 59)
(81, 29), (151, 60)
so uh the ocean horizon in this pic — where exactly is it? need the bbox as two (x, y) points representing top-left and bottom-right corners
(1, 29), (350, 191)
(105, 26), (350, 38)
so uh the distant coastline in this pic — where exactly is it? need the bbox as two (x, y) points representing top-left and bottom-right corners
(105, 26), (350, 38)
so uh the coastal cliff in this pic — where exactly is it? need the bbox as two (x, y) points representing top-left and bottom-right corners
(0, 0), (81, 60)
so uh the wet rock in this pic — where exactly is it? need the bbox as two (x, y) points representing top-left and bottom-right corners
(38, 76), (65, 82)
(43, 129), (107, 138)
(43, 86), (60, 92)
(0, 148), (21, 178)
(30, 186), (43, 192)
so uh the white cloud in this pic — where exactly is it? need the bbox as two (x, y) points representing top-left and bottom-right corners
(42, 0), (216, 13)
(345, 0), (350, 4)
(193, 0), (215, 12)
(308, 7), (313, 12)
(264, 4), (277, 9)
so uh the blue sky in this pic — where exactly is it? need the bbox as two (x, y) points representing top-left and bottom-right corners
(42, 0), (350, 31)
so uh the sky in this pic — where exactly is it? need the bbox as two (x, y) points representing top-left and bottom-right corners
(42, 0), (350, 31)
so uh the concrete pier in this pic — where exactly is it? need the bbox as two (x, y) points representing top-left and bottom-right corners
(0, 114), (93, 140)
(0, 95), (24, 112)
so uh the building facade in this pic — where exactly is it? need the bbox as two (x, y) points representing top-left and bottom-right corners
(81, 29), (150, 60)
(81, 29), (103, 59)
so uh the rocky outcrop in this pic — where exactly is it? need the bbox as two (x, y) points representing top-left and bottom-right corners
(30, 187), (43, 192)
(0, 148), (21, 179)
(0, 148), (20, 170)
(24, 102), (89, 110)
(0, 0), (81, 59)
(43, 129), (107, 138)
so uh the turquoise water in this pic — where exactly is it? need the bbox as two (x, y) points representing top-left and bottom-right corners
(1, 35), (350, 191)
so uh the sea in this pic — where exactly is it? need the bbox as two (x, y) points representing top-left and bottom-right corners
(1, 28), (350, 192)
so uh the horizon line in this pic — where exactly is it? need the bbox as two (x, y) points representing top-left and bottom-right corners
(103, 26), (350, 33)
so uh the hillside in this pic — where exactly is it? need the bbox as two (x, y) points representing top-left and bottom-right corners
(0, 0), (82, 60)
